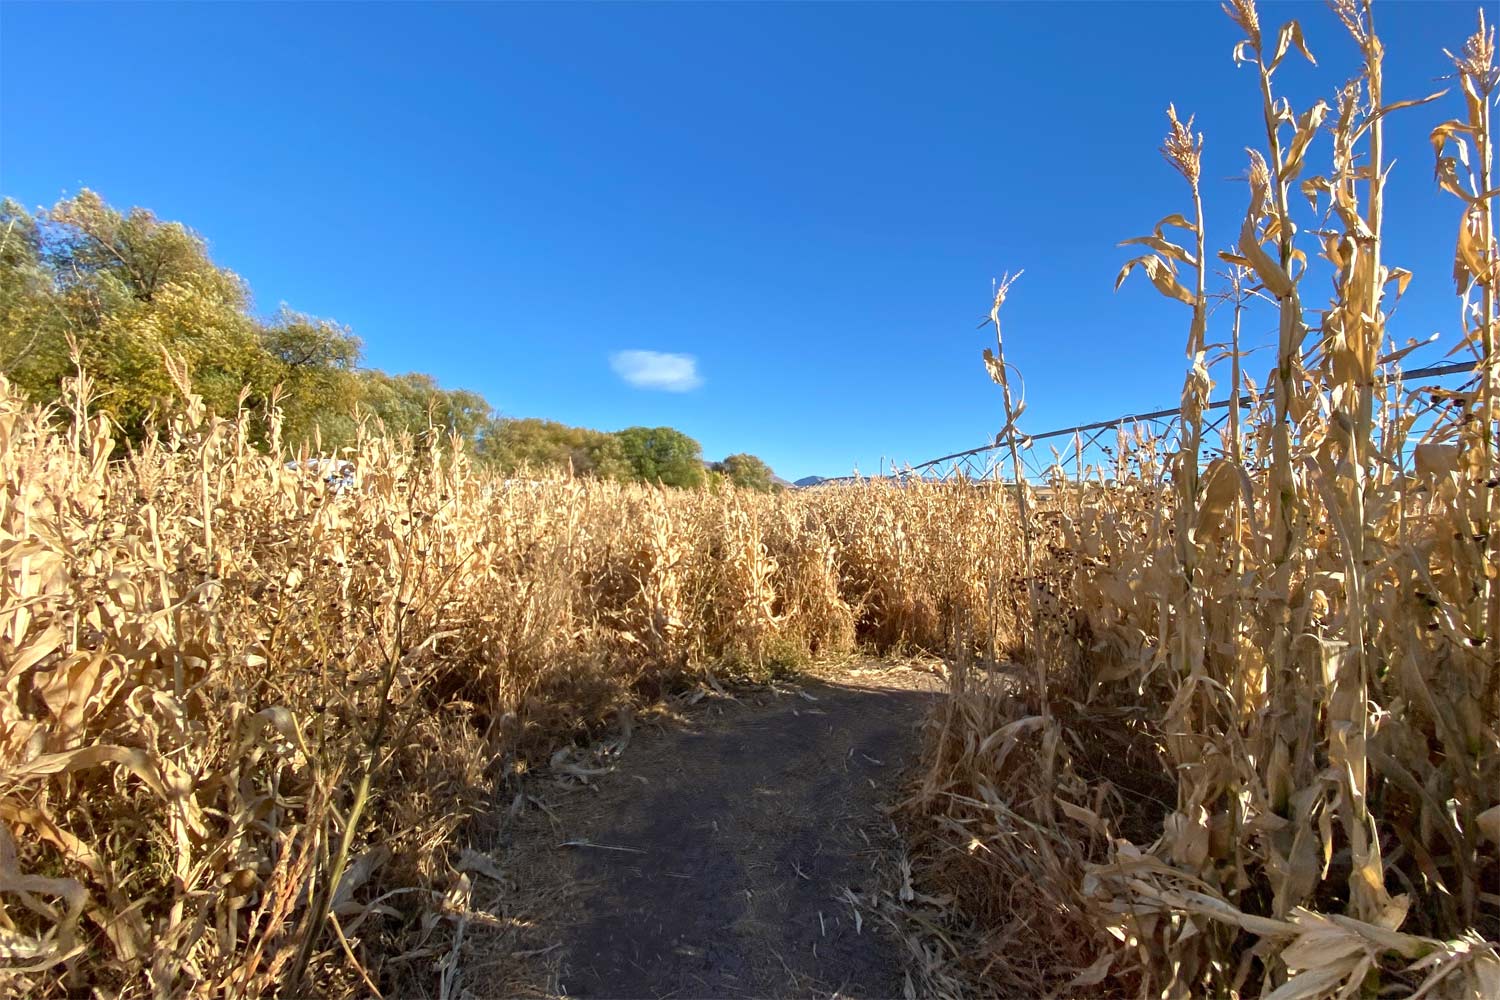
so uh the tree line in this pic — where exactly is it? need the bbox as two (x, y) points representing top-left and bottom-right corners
(0, 191), (780, 491)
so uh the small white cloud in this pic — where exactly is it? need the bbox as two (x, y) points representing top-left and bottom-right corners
(610, 350), (703, 392)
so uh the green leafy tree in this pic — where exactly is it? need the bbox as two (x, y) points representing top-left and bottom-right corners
(615, 426), (705, 488)
(356, 371), (495, 452)
(712, 453), (776, 492)
(481, 417), (581, 472)
(0, 199), (72, 400)
(260, 309), (363, 448)
(0, 190), (505, 456)
(2, 191), (270, 439)
(578, 431), (634, 480)
(480, 418), (637, 480)
(0, 191), (757, 484)
(41, 189), (236, 306)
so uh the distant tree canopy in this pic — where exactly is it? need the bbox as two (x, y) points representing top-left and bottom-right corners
(712, 453), (776, 492)
(0, 191), (493, 451)
(0, 190), (780, 487)
(615, 426), (706, 488)
(479, 418), (634, 480)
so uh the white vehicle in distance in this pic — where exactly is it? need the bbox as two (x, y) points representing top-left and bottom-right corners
(283, 456), (357, 495)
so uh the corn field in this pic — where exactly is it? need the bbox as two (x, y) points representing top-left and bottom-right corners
(5, 2), (1500, 998)
(0, 357), (1031, 997)
(903, 3), (1500, 997)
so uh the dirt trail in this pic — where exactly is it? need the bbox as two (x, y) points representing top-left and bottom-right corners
(515, 662), (940, 1000)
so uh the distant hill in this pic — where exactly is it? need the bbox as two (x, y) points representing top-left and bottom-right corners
(793, 476), (828, 488)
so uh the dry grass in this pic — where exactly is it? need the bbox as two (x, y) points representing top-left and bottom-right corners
(901, 3), (1500, 997)
(0, 360), (1024, 997)
(6, 5), (1500, 998)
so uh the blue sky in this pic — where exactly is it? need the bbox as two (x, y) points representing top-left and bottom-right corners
(0, 1), (1490, 480)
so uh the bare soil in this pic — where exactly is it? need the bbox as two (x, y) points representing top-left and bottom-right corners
(485, 660), (941, 1000)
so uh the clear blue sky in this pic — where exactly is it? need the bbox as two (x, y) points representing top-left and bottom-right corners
(0, 1), (1489, 480)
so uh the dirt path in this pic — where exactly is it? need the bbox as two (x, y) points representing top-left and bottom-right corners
(502, 661), (940, 1000)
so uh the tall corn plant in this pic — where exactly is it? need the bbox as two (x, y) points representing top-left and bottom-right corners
(1118, 106), (1266, 984)
(982, 272), (1049, 709)
(1303, 0), (1395, 927)
(1219, 4), (1328, 866)
(945, 3), (1498, 996)
(1423, 10), (1500, 932)
(1117, 104), (1210, 748)
(1434, 12), (1500, 719)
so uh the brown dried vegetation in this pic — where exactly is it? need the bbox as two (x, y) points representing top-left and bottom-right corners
(902, 3), (1500, 998)
(0, 359), (1026, 997)
(5, 4), (1500, 999)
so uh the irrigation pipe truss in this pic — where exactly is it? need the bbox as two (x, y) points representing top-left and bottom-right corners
(819, 359), (1481, 485)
